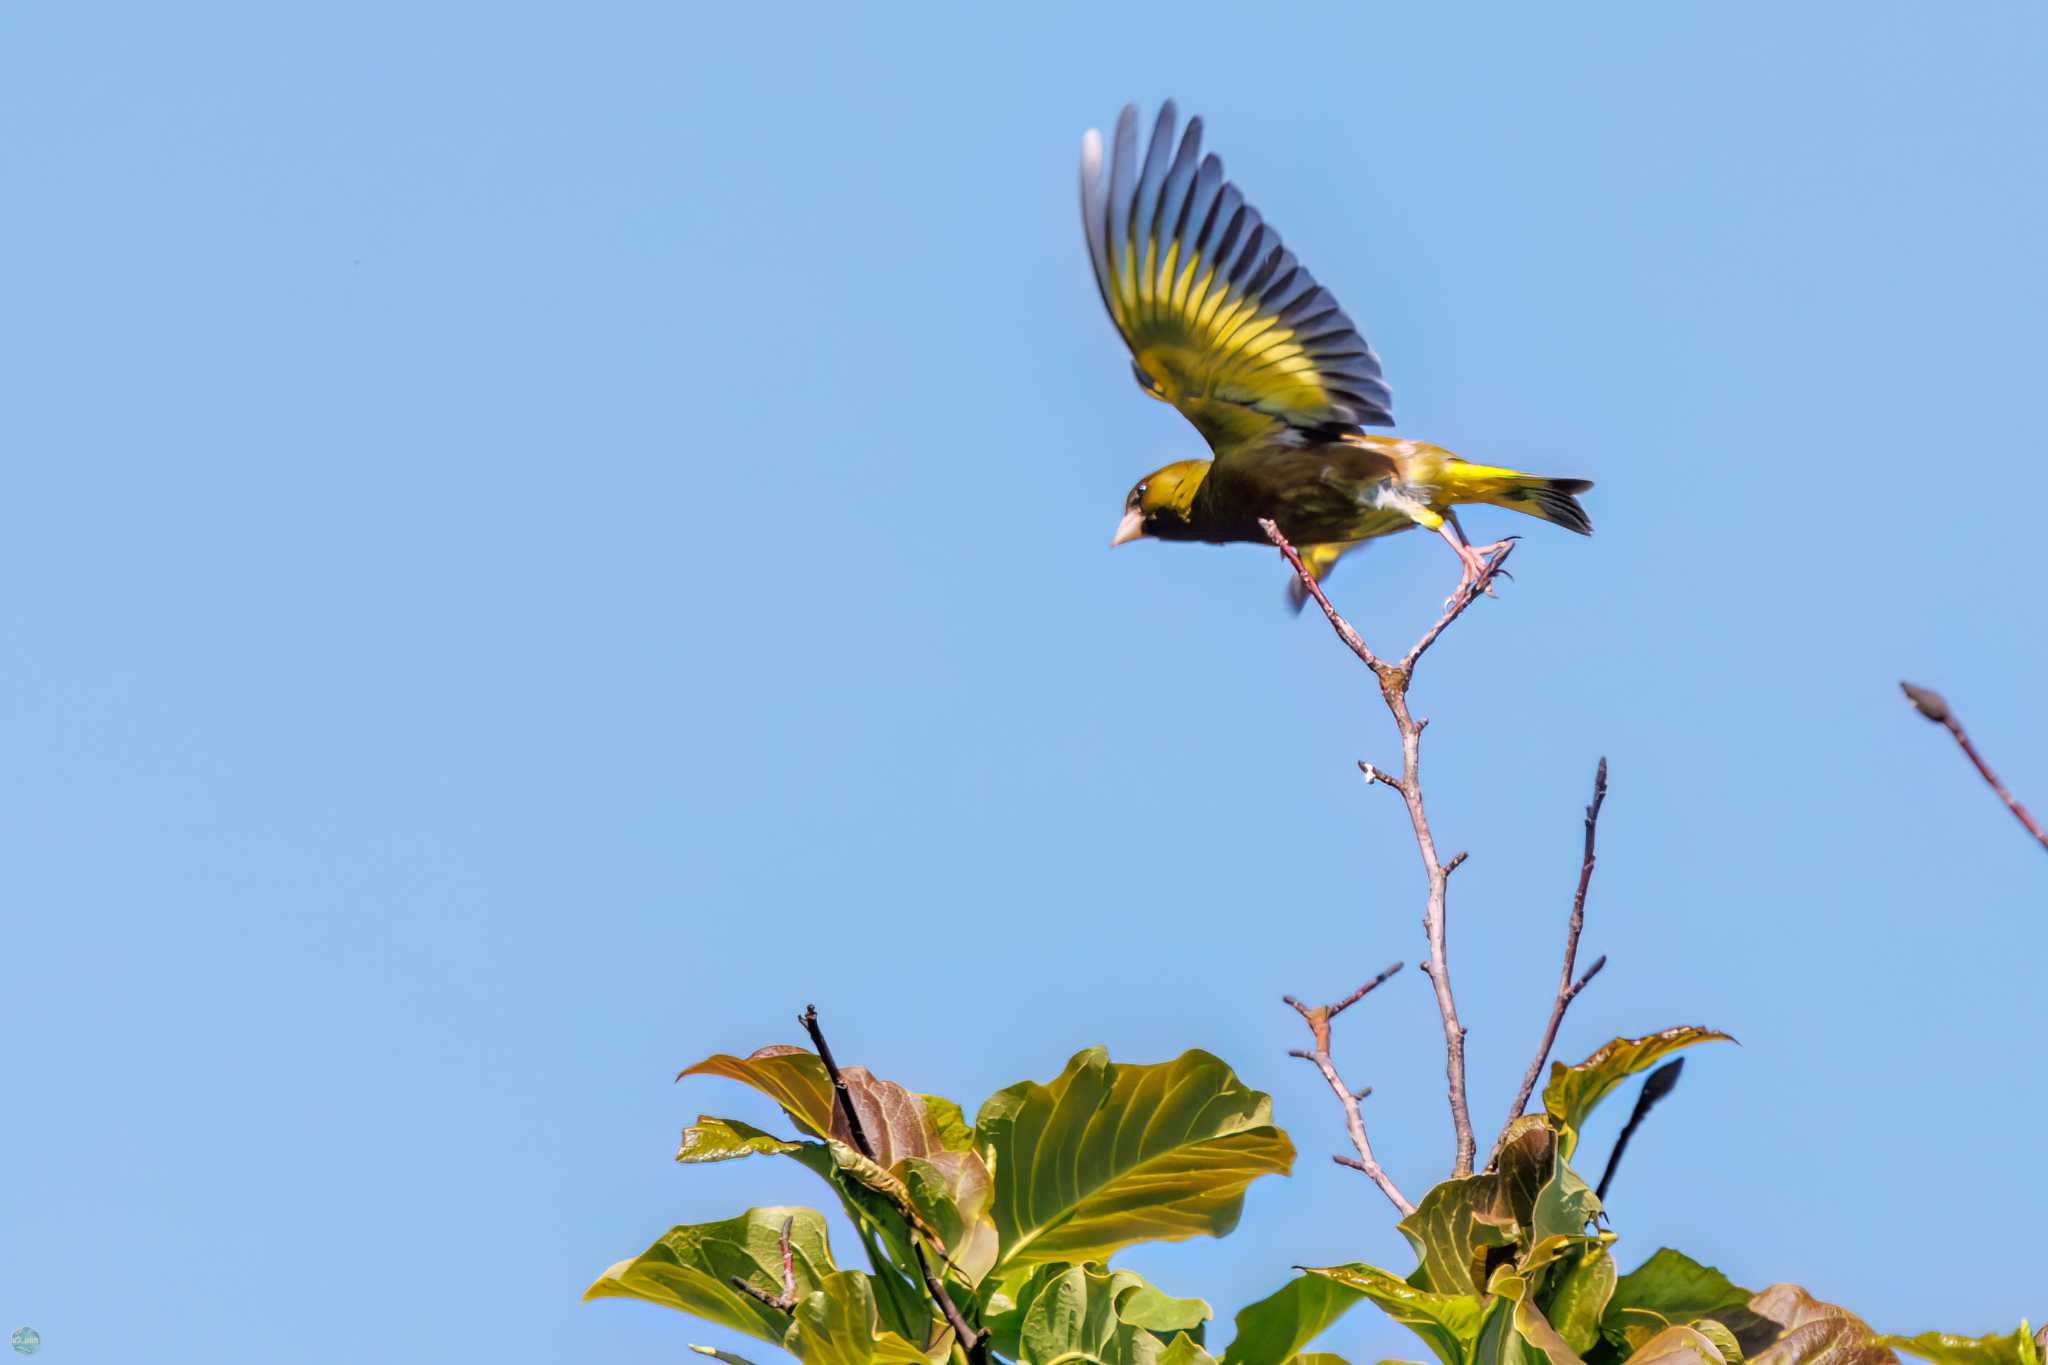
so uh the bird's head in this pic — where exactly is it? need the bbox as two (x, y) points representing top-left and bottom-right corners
(1110, 459), (1210, 546)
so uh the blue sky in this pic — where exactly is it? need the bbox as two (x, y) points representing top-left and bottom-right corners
(3, 3), (2044, 1361)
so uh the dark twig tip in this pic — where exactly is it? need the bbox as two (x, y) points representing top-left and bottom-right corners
(1899, 681), (1950, 724)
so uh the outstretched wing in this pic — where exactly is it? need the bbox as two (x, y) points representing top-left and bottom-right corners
(1080, 101), (1394, 452)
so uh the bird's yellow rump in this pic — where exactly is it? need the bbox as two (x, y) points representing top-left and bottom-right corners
(1082, 103), (1592, 602)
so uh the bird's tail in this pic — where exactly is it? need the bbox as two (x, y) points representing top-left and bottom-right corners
(1285, 541), (1364, 614)
(1470, 472), (1595, 536)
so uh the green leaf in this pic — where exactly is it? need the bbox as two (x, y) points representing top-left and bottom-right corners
(1396, 1175), (1519, 1296)
(989, 1263), (1205, 1362)
(977, 1048), (1294, 1267)
(1495, 1117), (1557, 1235)
(1161, 1334), (1222, 1365)
(1018, 1263), (1177, 1365)
(923, 1095), (976, 1152)
(1542, 1247), (1616, 1356)
(1222, 1273), (1365, 1365)
(1487, 1117), (1600, 1246)
(1488, 1268), (1588, 1365)
(1542, 1030), (1732, 1153)
(1693, 1321), (1744, 1365)
(1468, 1291), (1525, 1365)
(584, 1207), (837, 1345)
(901, 1150), (1000, 1287)
(1625, 1326), (1734, 1365)
(678, 1115), (805, 1164)
(783, 1270), (936, 1365)
(680, 1046), (838, 1137)
(1305, 1263), (1488, 1365)
(1881, 1330), (2042, 1365)
(679, 1045), (966, 1167)
(1120, 1284), (1213, 1337)
(1609, 1250), (1751, 1324)
(1530, 1157), (1600, 1245)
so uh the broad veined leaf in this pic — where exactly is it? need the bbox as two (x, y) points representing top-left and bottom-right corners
(1486, 1267), (1586, 1365)
(679, 1115), (805, 1163)
(1305, 1264), (1488, 1365)
(991, 1264), (1208, 1362)
(679, 1045), (966, 1167)
(1161, 1334), (1222, 1365)
(1626, 1326), (1736, 1365)
(1467, 1288), (1525, 1365)
(1495, 1116), (1557, 1234)
(1488, 1118), (1600, 1247)
(1609, 1249), (1751, 1324)
(1542, 1246), (1616, 1355)
(901, 1150), (1000, 1287)
(676, 1136), (927, 1339)
(1693, 1320), (1745, 1364)
(1120, 1284), (1213, 1338)
(1221, 1273), (1365, 1365)
(923, 1095), (976, 1152)
(1747, 1285), (1896, 1365)
(1019, 1263), (1178, 1365)
(1396, 1175), (1519, 1296)
(681, 1047), (837, 1136)
(1529, 1157), (1599, 1246)
(1882, 1329), (2042, 1365)
(585, 1206), (836, 1345)
(977, 1048), (1294, 1266)
(1542, 1030), (1732, 1153)
(783, 1270), (938, 1365)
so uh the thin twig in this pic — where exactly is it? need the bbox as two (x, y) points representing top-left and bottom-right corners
(1595, 1058), (1684, 1202)
(1267, 527), (1385, 670)
(1495, 760), (1611, 1159)
(1901, 682), (2048, 852)
(1391, 680), (1479, 1176)
(1398, 542), (1518, 675)
(1263, 519), (1503, 1177)
(798, 1005), (988, 1363)
(1284, 964), (1414, 1215)
(728, 1212), (800, 1310)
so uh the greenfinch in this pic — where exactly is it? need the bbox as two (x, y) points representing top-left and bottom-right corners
(1083, 102), (1591, 601)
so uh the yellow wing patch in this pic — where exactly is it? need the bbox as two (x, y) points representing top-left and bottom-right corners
(1082, 103), (1394, 451)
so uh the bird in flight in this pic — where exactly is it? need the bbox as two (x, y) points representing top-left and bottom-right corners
(1083, 102), (1591, 603)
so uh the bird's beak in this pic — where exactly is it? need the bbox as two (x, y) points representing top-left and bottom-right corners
(1110, 507), (1145, 547)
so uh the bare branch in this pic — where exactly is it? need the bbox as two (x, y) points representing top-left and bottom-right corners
(1283, 967), (1414, 1215)
(1358, 761), (1404, 793)
(797, 1005), (988, 1363)
(1264, 521), (1384, 670)
(778, 1216), (796, 1304)
(1329, 959), (1404, 1017)
(1389, 679), (1478, 1175)
(1264, 519), (1495, 1176)
(1495, 760), (1610, 1160)
(1901, 682), (2048, 852)
(1398, 542), (1518, 674)
(729, 1274), (795, 1313)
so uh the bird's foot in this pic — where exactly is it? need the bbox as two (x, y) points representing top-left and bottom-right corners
(1442, 538), (1517, 608)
